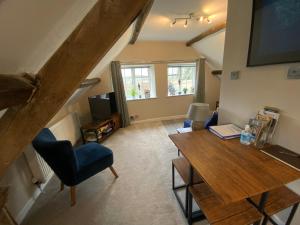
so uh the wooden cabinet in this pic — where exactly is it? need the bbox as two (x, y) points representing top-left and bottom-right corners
(80, 113), (121, 144)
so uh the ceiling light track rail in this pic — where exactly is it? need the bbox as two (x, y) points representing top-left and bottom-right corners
(170, 13), (213, 28)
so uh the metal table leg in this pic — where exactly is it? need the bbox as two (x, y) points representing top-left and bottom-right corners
(187, 165), (205, 225)
(172, 161), (188, 217)
(188, 165), (194, 225)
(253, 192), (270, 225)
(286, 203), (299, 225)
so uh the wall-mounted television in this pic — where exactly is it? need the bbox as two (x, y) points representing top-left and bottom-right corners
(247, 0), (300, 67)
(88, 92), (117, 122)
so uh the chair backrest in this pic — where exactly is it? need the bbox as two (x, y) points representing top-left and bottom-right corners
(32, 128), (78, 185)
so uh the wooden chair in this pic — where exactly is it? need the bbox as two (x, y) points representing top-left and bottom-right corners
(172, 157), (203, 217)
(251, 186), (300, 225)
(188, 183), (262, 225)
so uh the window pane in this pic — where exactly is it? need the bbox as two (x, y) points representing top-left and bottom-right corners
(170, 67), (179, 75)
(168, 63), (196, 96)
(121, 65), (155, 100)
(123, 68), (132, 77)
(141, 68), (148, 76)
(134, 68), (142, 76)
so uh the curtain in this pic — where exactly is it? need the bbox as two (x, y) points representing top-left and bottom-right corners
(193, 57), (206, 103)
(111, 61), (130, 127)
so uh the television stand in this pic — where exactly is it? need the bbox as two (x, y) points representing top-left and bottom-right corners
(80, 113), (121, 144)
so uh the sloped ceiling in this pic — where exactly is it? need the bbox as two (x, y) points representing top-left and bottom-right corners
(0, 0), (134, 106)
(192, 30), (226, 69)
(66, 24), (134, 105)
(0, 0), (98, 74)
(139, 0), (227, 41)
(138, 0), (227, 68)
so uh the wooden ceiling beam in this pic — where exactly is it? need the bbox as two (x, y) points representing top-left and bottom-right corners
(186, 22), (226, 46)
(211, 70), (223, 75)
(79, 78), (101, 88)
(0, 74), (37, 110)
(129, 0), (154, 44)
(0, 0), (150, 176)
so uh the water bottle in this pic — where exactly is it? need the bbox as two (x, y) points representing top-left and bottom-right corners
(240, 125), (252, 145)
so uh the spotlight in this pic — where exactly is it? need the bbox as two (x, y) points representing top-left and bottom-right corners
(184, 19), (188, 28)
(170, 20), (176, 27)
(199, 16), (204, 23)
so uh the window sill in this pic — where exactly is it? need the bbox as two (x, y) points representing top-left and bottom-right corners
(126, 97), (158, 102)
(167, 94), (194, 98)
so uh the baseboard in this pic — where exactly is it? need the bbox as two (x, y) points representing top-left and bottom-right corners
(15, 172), (54, 223)
(131, 114), (187, 124)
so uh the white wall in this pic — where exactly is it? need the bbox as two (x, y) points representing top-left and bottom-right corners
(220, 0), (300, 224)
(192, 30), (226, 69)
(76, 41), (221, 123)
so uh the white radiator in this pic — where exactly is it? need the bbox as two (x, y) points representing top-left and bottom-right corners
(24, 113), (81, 184)
(24, 144), (53, 184)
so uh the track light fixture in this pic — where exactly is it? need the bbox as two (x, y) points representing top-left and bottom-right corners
(170, 13), (213, 28)
(170, 20), (176, 27)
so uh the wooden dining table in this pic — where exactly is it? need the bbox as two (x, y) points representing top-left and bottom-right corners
(169, 130), (300, 224)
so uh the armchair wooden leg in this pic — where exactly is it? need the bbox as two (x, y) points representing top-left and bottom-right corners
(70, 186), (76, 206)
(60, 181), (64, 191)
(109, 166), (119, 178)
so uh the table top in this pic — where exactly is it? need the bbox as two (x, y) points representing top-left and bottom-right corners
(169, 130), (300, 204)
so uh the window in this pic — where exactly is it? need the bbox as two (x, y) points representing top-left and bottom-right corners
(121, 65), (156, 100)
(167, 63), (196, 96)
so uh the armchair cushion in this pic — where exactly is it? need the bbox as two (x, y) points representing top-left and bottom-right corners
(32, 128), (78, 186)
(74, 143), (113, 184)
(33, 128), (115, 187)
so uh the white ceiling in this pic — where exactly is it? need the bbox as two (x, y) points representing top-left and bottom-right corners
(0, 0), (97, 74)
(139, 0), (228, 41)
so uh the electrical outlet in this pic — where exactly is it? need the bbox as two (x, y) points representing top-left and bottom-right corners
(287, 66), (300, 79)
(230, 71), (240, 80)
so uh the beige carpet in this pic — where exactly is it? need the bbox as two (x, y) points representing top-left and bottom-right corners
(22, 121), (208, 225)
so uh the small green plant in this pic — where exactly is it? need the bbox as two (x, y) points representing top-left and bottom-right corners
(130, 88), (137, 98)
(183, 88), (188, 94)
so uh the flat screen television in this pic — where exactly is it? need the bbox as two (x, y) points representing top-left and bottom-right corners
(88, 92), (117, 122)
(247, 0), (300, 66)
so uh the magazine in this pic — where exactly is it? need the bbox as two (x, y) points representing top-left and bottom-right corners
(249, 107), (280, 148)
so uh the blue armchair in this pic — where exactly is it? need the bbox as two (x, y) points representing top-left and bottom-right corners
(32, 128), (118, 206)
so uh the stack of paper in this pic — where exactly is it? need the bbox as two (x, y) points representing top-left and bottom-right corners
(209, 124), (242, 140)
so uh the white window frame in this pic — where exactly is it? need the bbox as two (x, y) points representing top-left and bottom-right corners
(121, 64), (156, 101)
(167, 62), (196, 96)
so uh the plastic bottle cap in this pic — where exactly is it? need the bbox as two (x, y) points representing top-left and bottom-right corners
(245, 124), (250, 131)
